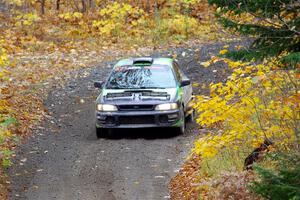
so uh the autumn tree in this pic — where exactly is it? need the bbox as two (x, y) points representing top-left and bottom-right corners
(208, 0), (300, 63)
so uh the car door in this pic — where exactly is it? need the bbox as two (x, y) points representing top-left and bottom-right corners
(173, 62), (192, 110)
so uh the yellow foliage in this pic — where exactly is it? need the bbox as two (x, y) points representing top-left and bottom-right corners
(15, 13), (40, 27)
(59, 12), (83, 22)
(219, 49), (228, 55)
(192, 83), (200, 87)
(0, 41), (15, 167)
(4, 0), (23, 6)
(181, 0), (201, 4)
(92, 2), (145, 37)
(165, 14), (199, 35)
(0, 41), (9, 80)
(200, 61), (211, 68)
(193, 57), (300, 159)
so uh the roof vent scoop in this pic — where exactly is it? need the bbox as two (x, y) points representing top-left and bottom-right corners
(133, 57), (153, 65)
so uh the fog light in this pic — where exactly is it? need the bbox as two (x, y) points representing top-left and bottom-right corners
(98, 115), (106, 120)
(106, 116), (115, 124)
(159, 115), (168, 123)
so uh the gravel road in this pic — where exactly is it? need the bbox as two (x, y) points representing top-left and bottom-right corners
(8, 40), (249, 200)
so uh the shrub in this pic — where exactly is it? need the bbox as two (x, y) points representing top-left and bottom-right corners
(58, 12), (83, 23)
(92, 2), (146, 37)
(251, 152), (300, 200)
(15, 13), (41, 27)
(0, 43), (15, 168)
(166, 14), (199, 36)
(208, 0), (300, 60)
(193, 56), (299, 159)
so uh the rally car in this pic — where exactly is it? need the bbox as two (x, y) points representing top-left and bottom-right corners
(94, 57), (194, 138)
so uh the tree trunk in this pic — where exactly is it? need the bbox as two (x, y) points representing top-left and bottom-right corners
(40, 0), (45, 15)
(56, 0), (60, 10)
(146, 0), (150, 12)
(81, 0), (86, 12)
(244, 139), (273, 170)
(88, 0), (94, 9)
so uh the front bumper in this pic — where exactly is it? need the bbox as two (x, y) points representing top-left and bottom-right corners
(96, 109), (181, 128)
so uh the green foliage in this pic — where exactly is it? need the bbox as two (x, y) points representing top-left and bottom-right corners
(0, 117), (17, 128)
(251, 152), (300, 200)
(0, 117), (16, 168)
(209, 0), (300, 60)
(0, 150), (13, 168)
(224, 49), (256, 60)
(281, 52), (300, 67)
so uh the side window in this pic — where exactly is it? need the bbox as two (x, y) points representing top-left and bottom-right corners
(173, 62), (182, 82)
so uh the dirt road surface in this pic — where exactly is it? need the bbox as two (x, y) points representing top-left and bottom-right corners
(8, 41), (248, 200)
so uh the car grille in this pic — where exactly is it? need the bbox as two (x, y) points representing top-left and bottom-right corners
(119, 116), (155, 125)
(118, 105), (154, 111)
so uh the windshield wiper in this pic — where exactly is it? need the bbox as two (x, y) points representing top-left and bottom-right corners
(107, 86), (127, 89)
(107, 86), (165, 89)
(138, 86), (165, 89)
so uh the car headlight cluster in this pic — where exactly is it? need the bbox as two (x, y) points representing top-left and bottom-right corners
(97, 103), (178, 111)
(96, 104), (118, 112)
(155, 103), (178, 111)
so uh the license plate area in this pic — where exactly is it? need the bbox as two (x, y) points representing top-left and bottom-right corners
(119, 116), (155, 125)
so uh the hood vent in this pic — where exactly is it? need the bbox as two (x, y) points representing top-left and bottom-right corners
(133, 57), (153, 65)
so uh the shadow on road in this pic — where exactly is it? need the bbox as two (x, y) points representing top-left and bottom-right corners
(86, 127), (184, 141)
(109, 127), (183, 140)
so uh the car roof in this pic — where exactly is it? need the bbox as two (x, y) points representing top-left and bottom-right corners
(115, 57), (174, 67)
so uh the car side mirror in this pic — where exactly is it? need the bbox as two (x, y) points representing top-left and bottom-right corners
(94, 81), (104, 89)
(180, 79), (190, 87)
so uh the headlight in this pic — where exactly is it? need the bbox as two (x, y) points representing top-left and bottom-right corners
(155, 103), (178, 111)
(96, 104), (118, 112)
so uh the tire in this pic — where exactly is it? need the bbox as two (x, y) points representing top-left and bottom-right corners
(176, 108), (186, 135)
(96, 127), (108, 138)
(187, 109), (196, 123)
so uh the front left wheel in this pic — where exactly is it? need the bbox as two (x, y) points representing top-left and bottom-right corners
(176, 108), (186, 135)
(187, 109), (196, 123)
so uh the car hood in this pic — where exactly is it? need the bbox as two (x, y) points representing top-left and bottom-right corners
(97, 88), (179, 105)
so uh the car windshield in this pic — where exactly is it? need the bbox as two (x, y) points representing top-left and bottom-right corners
(106, 65), (177, 89)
